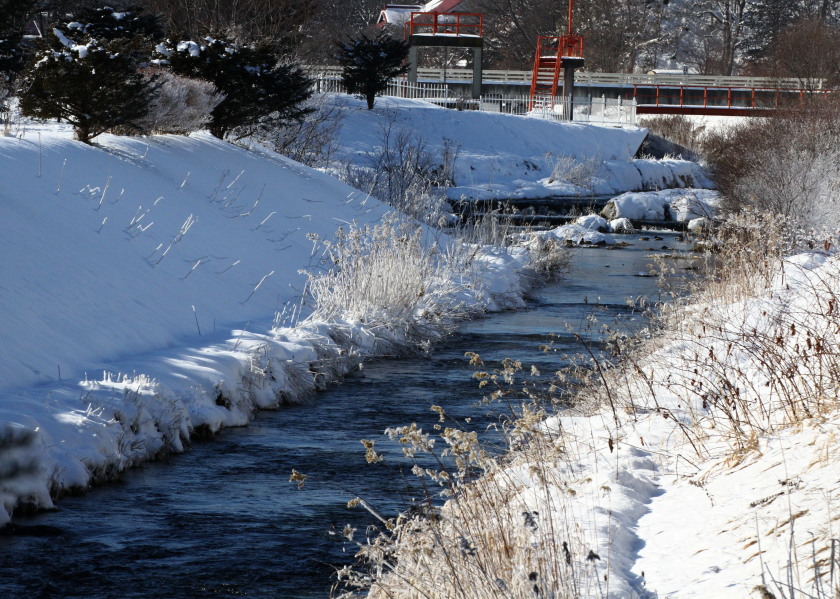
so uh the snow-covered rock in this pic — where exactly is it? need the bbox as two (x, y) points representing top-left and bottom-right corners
(610, 217), (635, 234)
(575, 214), (610, 232)
(601, 188), (719, 223)
(530, 223), (616, 246)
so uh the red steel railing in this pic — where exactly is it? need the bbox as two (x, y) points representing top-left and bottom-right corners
(534, 35), (584, 60)
(558, 34), (584, 58)
(405, 12), (483, 37)
(632, 84), (834, 110)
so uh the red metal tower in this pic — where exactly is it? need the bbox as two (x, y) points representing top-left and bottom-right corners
(529, 0), (585, 115)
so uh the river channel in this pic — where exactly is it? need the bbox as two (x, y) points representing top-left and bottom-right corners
(0, 233), (693, 599)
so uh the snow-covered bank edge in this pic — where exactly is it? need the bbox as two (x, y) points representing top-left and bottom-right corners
(0, 237), (566, 527)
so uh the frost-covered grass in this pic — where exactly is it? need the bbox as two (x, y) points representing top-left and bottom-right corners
(303, 213), (571, 353)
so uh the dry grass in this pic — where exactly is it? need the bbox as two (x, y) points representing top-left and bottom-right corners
(335, 214), (840, 597)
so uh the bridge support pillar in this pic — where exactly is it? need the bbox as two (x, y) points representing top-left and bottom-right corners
(471, 47), (482, 99)
(408, 34), (484, 100)
(563, 65), (575, 120)
(408, 46), (418, 85)
(560, 56), (584, 121)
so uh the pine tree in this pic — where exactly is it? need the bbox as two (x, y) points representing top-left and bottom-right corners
(158, 36), (313, 139)
(62, 5), (165, 45)
(18, 6), (160, 143)
(0, 0), (36, 87)
(335, 32), (409, 110)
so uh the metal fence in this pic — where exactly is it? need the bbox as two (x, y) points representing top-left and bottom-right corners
(313, 75), (450, 101)
(479, 94), (637, 125)
(306, 65), (823, 90)
(310, 75), (636, 126)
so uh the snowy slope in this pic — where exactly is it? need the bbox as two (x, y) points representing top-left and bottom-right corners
(327, 96), (711, 201)
(0, 129), (389, 392)
(492, 251), (840, 599)
(0, 99), (585, 524)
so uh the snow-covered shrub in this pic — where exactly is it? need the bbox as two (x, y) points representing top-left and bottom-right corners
(18, 7), (161, 143)
(20, 41), (155, 143)
(0, 76), (12, 134)
(156, 36), (312, 140)
(250, 93), (345, 168)
(0, 33), (26, 134)
(340, 117), (454, 225)
(546, 154), (599, 189)
(137, 69), (223, 135)
(303, 215), (470, 350)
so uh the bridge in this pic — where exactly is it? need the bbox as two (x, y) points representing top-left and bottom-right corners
(308, 66), (832, 118)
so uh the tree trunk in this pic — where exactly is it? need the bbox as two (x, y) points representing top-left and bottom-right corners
(75, 123), (91, 144)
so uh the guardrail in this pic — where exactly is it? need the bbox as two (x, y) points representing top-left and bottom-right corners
(304, 66), (825, 90)
(405, 11), (483, 37)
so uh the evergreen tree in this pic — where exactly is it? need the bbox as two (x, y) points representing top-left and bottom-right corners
(0, 0), (36, 36)
(0, 0), (36, 86)
(0, 36), (25, 84)
(18, 6), (160, 143)
(335, 32), (409, 110)
(62, 5), (165, 44)
(158, 36), (313, 139)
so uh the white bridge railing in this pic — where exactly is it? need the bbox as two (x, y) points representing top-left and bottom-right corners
(485, 95), (637, 126)
(306, 66), (822, 90)
(312, 75), (636, 126)
(313, 76), (451, 101)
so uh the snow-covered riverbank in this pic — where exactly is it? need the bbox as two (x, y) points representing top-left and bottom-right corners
(0, 97), (717, 532)
(325, 96), (713, 202)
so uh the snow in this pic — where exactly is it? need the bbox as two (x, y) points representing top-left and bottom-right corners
(176, 40), (201, 57)
(6, 94), (777, 599)
(0, 130), (390, 392)
(0, 125), (416, 523)
(602, 188), (719, 222)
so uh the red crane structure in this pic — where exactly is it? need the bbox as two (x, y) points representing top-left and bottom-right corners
(529, 0), (585, 117)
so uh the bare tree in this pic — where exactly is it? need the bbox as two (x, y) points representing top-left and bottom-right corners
(294, 0), (382, 63)
(679, 0), (749, 74)
(576, 0), (667, 72)
(140, 0), (317, 48)
(767, 17), (840, 88)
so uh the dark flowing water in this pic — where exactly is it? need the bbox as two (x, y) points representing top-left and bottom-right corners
(0, 234), (693, 599)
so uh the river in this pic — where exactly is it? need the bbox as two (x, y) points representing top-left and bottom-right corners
(0, 233), (693, 599)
